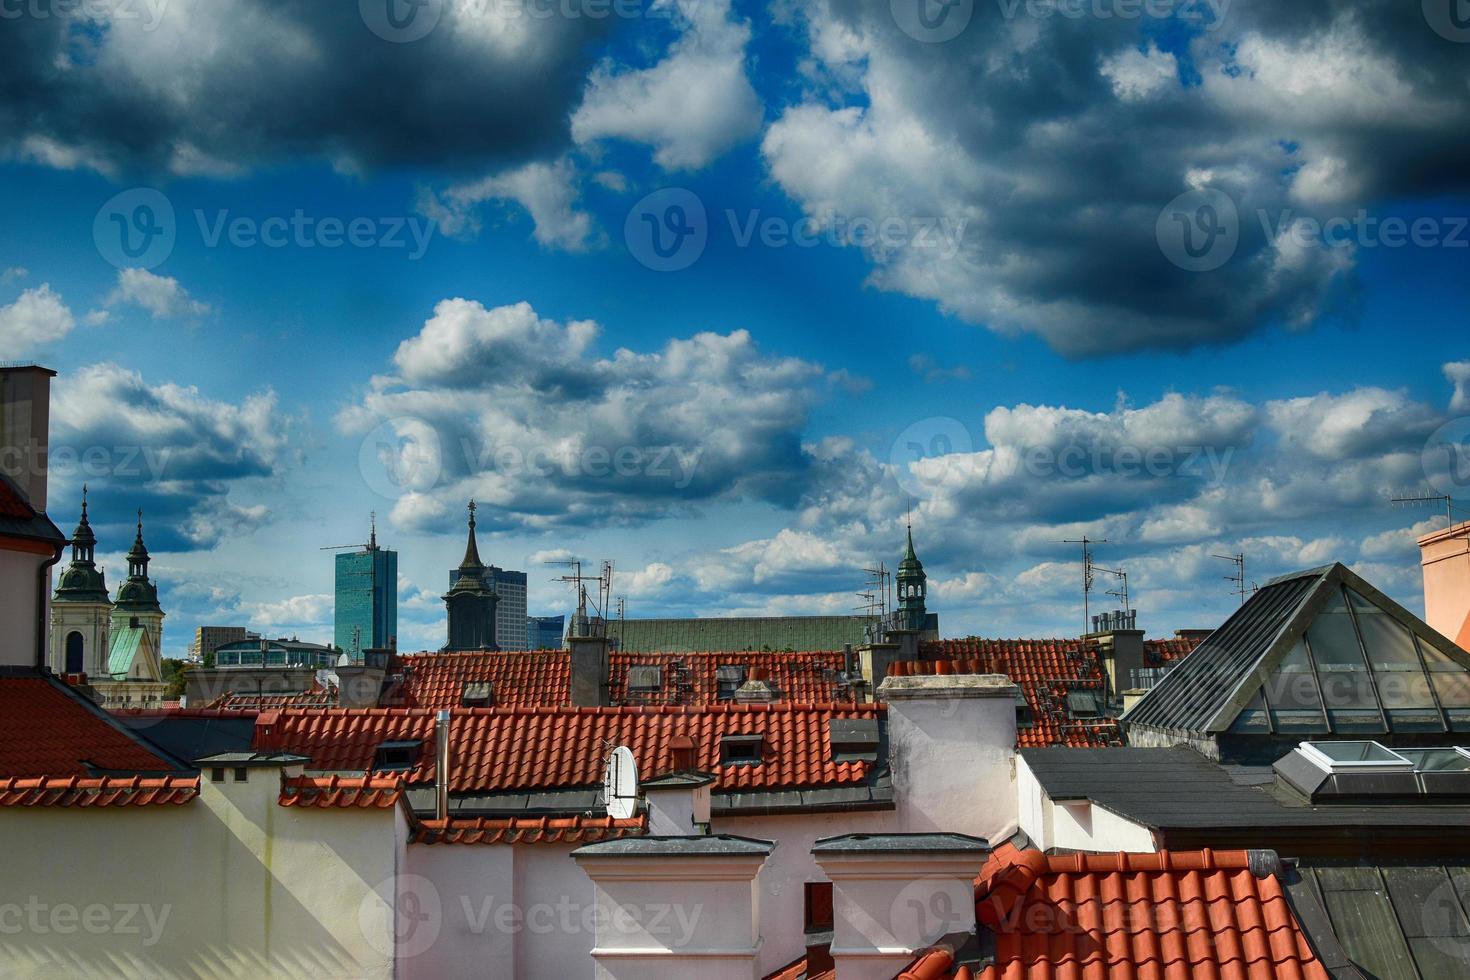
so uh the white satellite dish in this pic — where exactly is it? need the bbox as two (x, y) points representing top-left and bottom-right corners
(602, 745), (639, 821)
(336, 653), (351, 667)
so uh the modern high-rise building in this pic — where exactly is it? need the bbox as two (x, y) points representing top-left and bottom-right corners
(334, 519), (397, 658)
(528, 614), (565, 650)
(450, 563), (528, 650)
(191, 626), (254, 663)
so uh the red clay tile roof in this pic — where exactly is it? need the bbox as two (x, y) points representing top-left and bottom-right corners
(1144, 637), (1204, 665)
(972, 844), (1329, 980)
(413, 814), (648, 845)
(278, 774), (407, 809)
(0, 675), (180, 777)
(608, 651), (856, 705)
(387, 651), (569, 708)
(205, 687), (339, 710)
(255, 703), (883, 794)
(386, 649), (857, 709)
(0, 774), (199, 807)
(910, 640), (1121, 748)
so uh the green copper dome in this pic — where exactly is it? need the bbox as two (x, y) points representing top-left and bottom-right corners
(54, 490), (110, 604)
(114, 511), (163, 614)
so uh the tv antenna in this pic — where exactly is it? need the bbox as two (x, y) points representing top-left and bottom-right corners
(857, 561), (890, 621)
(1213, 553), (1254, 605)
(547, 557), (614, 638)
(1391, 493), (1458, 527)
(1063, 536), (1107, 637)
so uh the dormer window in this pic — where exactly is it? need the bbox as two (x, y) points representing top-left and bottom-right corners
(828, 718), (880, 762)
(1066, 691), (1100, 719)
(721, 734), (764, 766)
(460, 681), (493, 708)
(716, 665), (748, 700)
(628, 665), (663, 695)
(1015, 690), (1035, 729)
(373, 740), (423, 772)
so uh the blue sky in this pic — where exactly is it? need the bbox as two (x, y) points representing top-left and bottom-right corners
(1, 0), (1467, 657)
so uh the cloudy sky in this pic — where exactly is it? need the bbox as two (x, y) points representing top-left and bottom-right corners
(2, 0), (1468, 657)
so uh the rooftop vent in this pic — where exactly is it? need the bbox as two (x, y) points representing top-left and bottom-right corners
(720, 734), (764, 766)
(372, 740), (423, 773)
(716, 665), (748, 700)
(1066, 691), (1100, 719)
(460, 681), (493, 708)
(828, 718), (880, 762)
(627, 665), (663, 695)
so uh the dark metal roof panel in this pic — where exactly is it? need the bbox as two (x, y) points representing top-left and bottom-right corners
(1123, 570), (1324, 733)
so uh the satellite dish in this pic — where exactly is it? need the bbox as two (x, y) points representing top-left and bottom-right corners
(315, 668), (340, 691)
(602, 745), (639, 821)
(337, 653), (351, 667)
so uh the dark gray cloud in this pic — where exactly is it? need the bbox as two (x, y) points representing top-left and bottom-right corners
(0, 1), (612, 176)
(767, 0), (1470, 356)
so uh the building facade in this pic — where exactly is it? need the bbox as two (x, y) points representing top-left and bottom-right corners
(529, 614), (566, 650)
(214, 636), (340, 669)
(335, 522), (398, 658)
(190, 626), (254, 663)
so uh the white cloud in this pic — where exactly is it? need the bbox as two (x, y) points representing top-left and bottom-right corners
(419, 158), (596, 251)
(572, 0), (762, 170)
(1266, 387), (1439, 460)
(106, 268), (210, 318)
(1100, 44), (1178, 102)
(1445, 361), (1470, 414)
(0, 284), (76, 353)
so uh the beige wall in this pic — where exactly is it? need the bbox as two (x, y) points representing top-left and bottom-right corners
(0, 549), (46, 669)
(1421, 522), (1470, 648)
(0, 768), (402, 979)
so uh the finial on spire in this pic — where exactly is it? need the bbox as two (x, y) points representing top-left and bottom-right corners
(81, 483), (88, 517)
(468, 499), (477, 528)
(369, 511), (378, 550)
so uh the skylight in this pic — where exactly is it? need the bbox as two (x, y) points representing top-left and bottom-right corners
(1277, 740), (1470, 802)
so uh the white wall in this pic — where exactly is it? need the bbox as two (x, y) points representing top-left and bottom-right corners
(0, 768), (402, 979)
(0, 549), (45, 668)
(1015, 755), (1157, 854)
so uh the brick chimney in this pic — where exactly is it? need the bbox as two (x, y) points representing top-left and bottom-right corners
(568, 633), (610, 706)
(1420, 521), (1470, 649)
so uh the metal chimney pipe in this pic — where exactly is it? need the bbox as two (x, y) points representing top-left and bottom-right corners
(434, 709), (451, 822)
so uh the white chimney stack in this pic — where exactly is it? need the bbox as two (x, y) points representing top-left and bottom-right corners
(0, 366), (55, 514)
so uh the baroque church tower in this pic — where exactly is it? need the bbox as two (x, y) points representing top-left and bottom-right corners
(110, 510), (165, 682)
(896, 522), (929, 633)
(443, 501), (499, 650)
(50, 488), (112, 675)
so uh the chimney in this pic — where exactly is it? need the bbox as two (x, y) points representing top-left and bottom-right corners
(1088, 611), (1145, 700)
(1420, 521), (1470, 649)
(0, 366), (55, 513)
(642, 771), (714, 836)
(812, 833), (990, 980)
(568, 633), (610, 706)
(435, 709), (451, 822)
(858, 641), (901, 702)
(877, 673), (1020, 841)
(733, 668), (779, 705)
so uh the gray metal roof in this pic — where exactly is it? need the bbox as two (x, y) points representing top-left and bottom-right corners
(1285, 862), (1470, 980)
(811, 832), (990, 855)
(1123, 566), (1324, 733)
(1020, 747), (1470, 831)
(571, 835), (775, 858)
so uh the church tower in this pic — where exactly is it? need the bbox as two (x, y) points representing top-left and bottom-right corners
(444, 501), (499, 650)
(896, 522), (928, 633)
(109, 511), (165, 683)
(50, 488), (112, 675)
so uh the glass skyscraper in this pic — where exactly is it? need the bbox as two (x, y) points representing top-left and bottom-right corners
(335, 533), (397, 657)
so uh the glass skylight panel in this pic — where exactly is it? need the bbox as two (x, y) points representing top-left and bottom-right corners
(1262, 640), (1327, 732)
(1396, 747), (1470, 772)
(1298, 740), (1412, 771)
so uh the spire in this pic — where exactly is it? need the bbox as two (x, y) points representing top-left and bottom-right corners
(904, 520), (917, 563)
(115, 508), (162, 614)
(70, 485), (97, 557)
(56, 485), (109, 603)
(460, 500), (483, 570)
(369, 511), (378, 551)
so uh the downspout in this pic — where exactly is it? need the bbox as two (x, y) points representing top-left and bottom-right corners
(435, 709), (451, 822)
(36, 543), (62, 670)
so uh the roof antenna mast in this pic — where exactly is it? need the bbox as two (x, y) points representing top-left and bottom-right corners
(1063, 536), (1107, 637)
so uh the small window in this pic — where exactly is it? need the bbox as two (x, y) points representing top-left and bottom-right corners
(373, 740), (423, 772)
(804, 881), (834, 934)
(628, 665), (663, 694)
(461, 681), (493, 708)
(233, 768), (249, 782)
(210, 767), (226, 782)
(1015, 690), (1035, 729)
(716, 665), (748, 700)
(721, 734), (764, 766)
(828, 718), (880, 762)
(1066, 691), (1100, 719)
(130, 616), (140, 629)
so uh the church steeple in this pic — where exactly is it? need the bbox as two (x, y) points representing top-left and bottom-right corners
(444, 500), (499, 651)
(459, 499), (484, 572)
(54, 486), (109, 603)
(896, 519), (928, 632)
(115, 510), (162, 614)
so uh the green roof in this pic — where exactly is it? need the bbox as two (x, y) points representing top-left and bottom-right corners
(107, 627), (145, 679)
(609, 616), (873, 654)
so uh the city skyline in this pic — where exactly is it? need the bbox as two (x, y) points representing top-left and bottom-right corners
(0, 2), (1466, 660)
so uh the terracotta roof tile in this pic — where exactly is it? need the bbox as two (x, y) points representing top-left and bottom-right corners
(413, 813), (647, 845)
(0, 675), (179, 777)
(0, 774), (198, 806)
(387, 651), (569, 709)
(278, 773), (407, 809)
(255, 703), (883, 794)
(207, 687), (339, 710)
